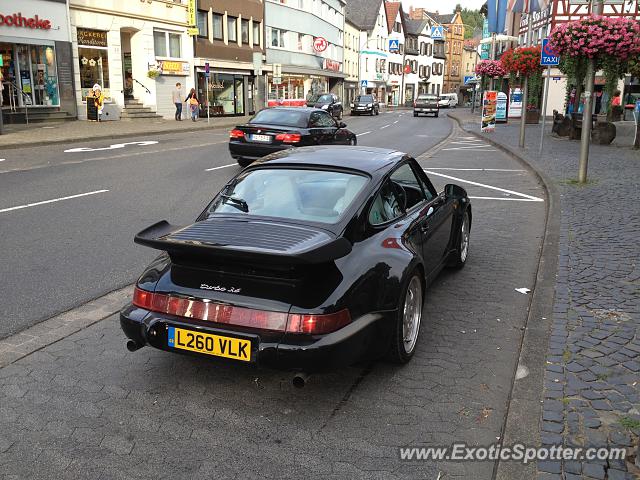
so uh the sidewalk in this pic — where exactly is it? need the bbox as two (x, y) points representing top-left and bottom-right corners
(450, 109), (640, 479)
(0, 115), (251, 149)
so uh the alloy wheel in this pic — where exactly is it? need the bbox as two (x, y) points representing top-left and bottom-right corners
(402, 276), (422, 354)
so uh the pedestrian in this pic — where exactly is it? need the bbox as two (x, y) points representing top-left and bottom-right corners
(611, 90), (622, 107)
(185, 88), (199, 122)
(92, 83), (104, 122)
(172, 82), (183, 121)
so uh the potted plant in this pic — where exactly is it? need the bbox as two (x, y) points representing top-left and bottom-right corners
(526, 104), (540, 124)
(147, 69), (160, 79)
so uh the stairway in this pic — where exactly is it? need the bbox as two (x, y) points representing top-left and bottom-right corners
(120, 98), (162, 120)
(2, 107), (75, 124)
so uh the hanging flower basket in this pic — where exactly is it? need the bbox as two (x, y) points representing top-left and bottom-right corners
(475, 60), (506, 78)
(500, 46), (544, 82)
(147, 69), (160, 79)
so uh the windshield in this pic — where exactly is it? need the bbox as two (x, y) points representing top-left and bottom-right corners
(307, 93), (319, 103)
(317, 94), (333, 103)
(209, 169), (369, 224)
(249, 109), (308, 127)
(418, 95), (438, 101)
(440, 95), (452, 100)
(355, 95), (373, 102)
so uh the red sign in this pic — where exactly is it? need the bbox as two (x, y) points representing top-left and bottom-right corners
(0, 13), (51, 29)
(313, 37), (328, 53)
(323, 59), (341, 72)
(404, 64), (411, 74)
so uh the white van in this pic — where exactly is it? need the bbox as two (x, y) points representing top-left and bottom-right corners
(439, 93), (458, 108)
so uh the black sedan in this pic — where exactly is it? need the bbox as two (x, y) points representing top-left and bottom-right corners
(121, 146), (471, 379)
(351, 94), (379, 115)
(229, 107), (357, 167)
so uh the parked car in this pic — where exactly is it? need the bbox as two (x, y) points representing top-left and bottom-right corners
(121, 146), (472, 377)
(439, 93), (458, 108)
(414, 94), (440, 117)
(307, 93), (343, 120)
(350, 94), (380, 116)
(229, 107), (357, 167)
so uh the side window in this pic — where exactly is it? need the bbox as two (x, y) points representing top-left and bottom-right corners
(317, 111), (337, 127)
(412, 164), (437, 201)
(369, 179), (405, 225)
(308, 112), (321, 127)
(389, 163), (428, 210)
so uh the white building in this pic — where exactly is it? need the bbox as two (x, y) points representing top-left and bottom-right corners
(343, 20), (361, 105)
(403, 17), (443, 104)
(383, 1), (405, 106)
(69, 0), (195, 120)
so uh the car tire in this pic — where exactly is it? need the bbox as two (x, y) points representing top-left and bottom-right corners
(337, 109), (343, 120)
(349, 137), (357, 146)
(388, 271), (424, 364)
(435, 112), (439, 118)
(375, 108), (379, 115)
(413, 112), (418, 117)
(448, 209), (470, 269)
(237, 158), (253, 168)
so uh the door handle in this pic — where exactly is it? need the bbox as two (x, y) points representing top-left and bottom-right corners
(420, 224), (429, 234)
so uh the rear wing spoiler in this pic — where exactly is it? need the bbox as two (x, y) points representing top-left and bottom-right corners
(134, 220), (352, 265)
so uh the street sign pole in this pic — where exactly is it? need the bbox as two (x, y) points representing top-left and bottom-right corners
(539, 65), (551, 154)
(205, 62), (210, 124)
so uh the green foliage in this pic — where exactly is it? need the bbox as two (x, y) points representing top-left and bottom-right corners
(460, 8), (484, 39)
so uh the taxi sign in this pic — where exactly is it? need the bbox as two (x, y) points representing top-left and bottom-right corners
(541, 39), (560, 66)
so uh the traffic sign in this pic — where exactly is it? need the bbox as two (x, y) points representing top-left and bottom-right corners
(463, 75), (477, 85)
(360, 80), (368, 88)
(388, 39), (399, 52)
(541, 38), (560, 66)
(431, 26), (444, 40)
(205, 62), (209, 74)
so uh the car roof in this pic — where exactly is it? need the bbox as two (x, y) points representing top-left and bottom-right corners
(251, 146), (405, 174)
(263, 107), (322, 113)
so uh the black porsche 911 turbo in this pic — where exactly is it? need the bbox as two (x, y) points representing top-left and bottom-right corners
(121, 146), (471, 377)
(228, 107), (357, 167)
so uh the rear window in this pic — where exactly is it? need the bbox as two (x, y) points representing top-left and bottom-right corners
(209, 169), (369, 224)
(355, 95), (373, 102)
(417, 95), (438, 101)
(249, 109), (308, 127)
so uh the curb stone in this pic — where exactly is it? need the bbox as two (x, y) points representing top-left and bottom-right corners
(448, 111), (561, 480)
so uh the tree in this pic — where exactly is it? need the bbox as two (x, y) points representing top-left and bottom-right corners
(460, 8), (484, 39)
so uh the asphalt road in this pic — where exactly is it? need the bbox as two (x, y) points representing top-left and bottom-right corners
(0, 110), (548, 478)
(0, 109), (452, 339)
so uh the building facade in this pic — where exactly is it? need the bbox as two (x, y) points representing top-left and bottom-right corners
(383, 1), (405, 106)
(194, 0), (264, 117)
(343, 20), (360, 106)
(1, 0), (77, 123)
(264, 0), (346, 107)
(70, 0), (195, 120)
(439, 10), (464, 95)
(403, 17), (444, 105)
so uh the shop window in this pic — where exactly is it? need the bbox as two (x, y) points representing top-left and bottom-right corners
(228, 16), (237, 42)
(154, 31), (181, 58)
(213, 14), (223, 40)
(241, 19), (249, 44)
(197, 11), (208, 38)
(13, 44), (60, 107)
(78, 47), (110, 100)
(253, 22), (260, 45)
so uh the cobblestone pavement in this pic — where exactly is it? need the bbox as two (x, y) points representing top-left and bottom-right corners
(452, 110), (640, 479)
(0, 120), (547, 479)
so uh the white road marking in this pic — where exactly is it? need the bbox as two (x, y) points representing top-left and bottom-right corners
(64, 141), (159, 153)
(0, 189), (109, 214)
(380, 124), (390, 129)
(393, 120), (399, 124)
(357, 131), (371, 136)
(427, 168), (525, 172)
(0, 159), (5, 162)
(469, 196), (541, 202)
(205, 163), (237, 171)
(441, 147), (497, 151)
(423, 169), (544, 202)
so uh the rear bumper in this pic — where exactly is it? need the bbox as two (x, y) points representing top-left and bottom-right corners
(120, 304), (388, 372)
(228, 141), (293, 160)
(414, 107), (438, 113)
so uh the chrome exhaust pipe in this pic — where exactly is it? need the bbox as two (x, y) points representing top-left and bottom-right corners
(292, 372), (310, 388)
(126, 340), (144, 352)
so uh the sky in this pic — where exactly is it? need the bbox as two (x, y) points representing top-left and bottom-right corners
(404, 0), (486, 14)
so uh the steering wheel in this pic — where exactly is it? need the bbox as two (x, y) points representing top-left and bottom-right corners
(391, 182), (407, 212)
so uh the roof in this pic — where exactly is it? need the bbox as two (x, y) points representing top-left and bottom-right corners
(404, 18), (429, 36)
(255, 146), (404, 174)
(384, 1), (401, 33)
(428, 11), (456, 25)
(345, 0), (384, 30)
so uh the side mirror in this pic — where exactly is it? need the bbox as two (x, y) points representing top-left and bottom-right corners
(444, 183), (467, 199)
(338, 122), (347, 128)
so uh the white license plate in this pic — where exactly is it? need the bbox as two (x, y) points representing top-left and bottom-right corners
(249, 134), (272, 143)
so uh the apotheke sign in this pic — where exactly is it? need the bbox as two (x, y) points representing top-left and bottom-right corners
(0, 12), (51, 29)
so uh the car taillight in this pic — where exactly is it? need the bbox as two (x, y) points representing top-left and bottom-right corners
(286, 309), (351, 335)
(275, 133), (301, 144)
(133, 287), (351, 335)
(229, 129), (245, 139)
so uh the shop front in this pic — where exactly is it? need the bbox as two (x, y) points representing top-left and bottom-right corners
(0, 3), (76, 122)
(267, 74), (327, 107)
(196, 69), (249, 116)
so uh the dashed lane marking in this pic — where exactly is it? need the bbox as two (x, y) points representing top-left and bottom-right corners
(0, 189), (110, 214)
(469, 196), (542, 202)
(427, 168), (525, 172)
(205, 163), (237, 172)
(393, 120), (399, 124)
(357, 131), (371, 136)
(441, 147), (497, 151)
(423, 169), (544, 202)
(64, 141), (159, 153)
(380, 124), (390, 129)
